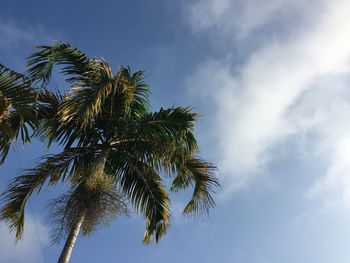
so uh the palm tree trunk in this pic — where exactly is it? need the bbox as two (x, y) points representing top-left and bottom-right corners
(58, 147), (110, 263)
(57, 212), (86, 263)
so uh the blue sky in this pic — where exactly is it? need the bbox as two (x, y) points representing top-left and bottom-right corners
(1, 0), (350, 262)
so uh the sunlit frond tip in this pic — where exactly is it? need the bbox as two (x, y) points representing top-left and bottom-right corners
(171, 158), (220, 217)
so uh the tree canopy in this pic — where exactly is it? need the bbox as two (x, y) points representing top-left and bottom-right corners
(0, 42), (219, 251)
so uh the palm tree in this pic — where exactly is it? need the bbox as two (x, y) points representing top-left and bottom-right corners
(0, 42), (219, 263)
(0, 64), (38, 163)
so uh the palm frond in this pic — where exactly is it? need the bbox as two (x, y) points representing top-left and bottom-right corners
(117, 160), (170, 243)
(58, 59), (116, 128)
(110, 106), (198, 156)
(34, 88), (102, 149)
(0, 147), (99, 239)
(129, 70), (150, 117)
(117, 67), (150, 119)
(136, 107), (198, 144)
(171, 158), (219, 216)
(0, 64), (35, 113)
(36, 88), (63, 120)
(92, 67), (150, 137)
(27, 42), (121, 130)
(0, 64), (37, 163)
(108, 107), (200, 177)
(34, 88), (63, 146)
(27, 42), (93, 85)
(0, 173), (47, 240)
(105, 107), (201, 187)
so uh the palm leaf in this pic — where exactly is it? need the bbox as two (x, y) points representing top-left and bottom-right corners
(171, 158), (219, 216)
(27, 42), (93, 85)
(0, 64), (37, 163)
(58, 59), (116, 128)
(116, 159), (170, 243)
(89, 67), (150, 139)
(139, 107), (198, 136)
(0, 147), (100, 239)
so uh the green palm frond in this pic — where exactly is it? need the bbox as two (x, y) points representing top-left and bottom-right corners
(1, 110), (35, 145)
(128, 69), (150, 117)
(117, 161), (170, 243)
(0, 90), (11, 121)
(91, 67), (150, 138)
(0, 172), (48, 240)
(109, 106), (197, 145)
(36, 88), (63, 120)
(171, 158), (219, 216)
(27, 42), (93, 85)
(35, 87), (102, 149)
(121, 107), (199, 158)
(58, 59), (116, 128)
(34, 88), (63, 146)
(27, 42), (116, 129)
(0, 147), (100, 239)
(0, 64), (35, 113)
(114, 66), (150, 118)
(27, 43), (150, 132)
(115, 107), (200, 175)
(0, 124), (12, 163)
(0, 64), (37, 163)
(141, 107), (198, 133)
(38, 112), (100, 149)
(138, 107), (198, 138)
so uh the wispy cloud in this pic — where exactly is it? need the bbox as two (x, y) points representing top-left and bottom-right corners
(184, 0), (350, 197)
(0, 21), (43, 48)
(0, 215), (49, 263)
(0, 18), (56, 69)
(184, 0), (323, 41)
(308, 135), (350, 207)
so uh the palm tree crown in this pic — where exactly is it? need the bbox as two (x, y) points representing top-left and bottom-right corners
(0, 42), (219, 249)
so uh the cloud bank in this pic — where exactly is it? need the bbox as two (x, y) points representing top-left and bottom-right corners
(185, 0), (350, 199)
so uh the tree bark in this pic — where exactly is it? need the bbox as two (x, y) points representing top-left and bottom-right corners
(57, 212), (86, 263)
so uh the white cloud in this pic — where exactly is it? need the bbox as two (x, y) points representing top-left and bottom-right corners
(185, 0), (324, 40)
(0, 215), (50, 263)
(0, 19), (50, 49)
(185, 0), (350, 196)
(0, 18), (56, 70)
(308, 136), (350, 207)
